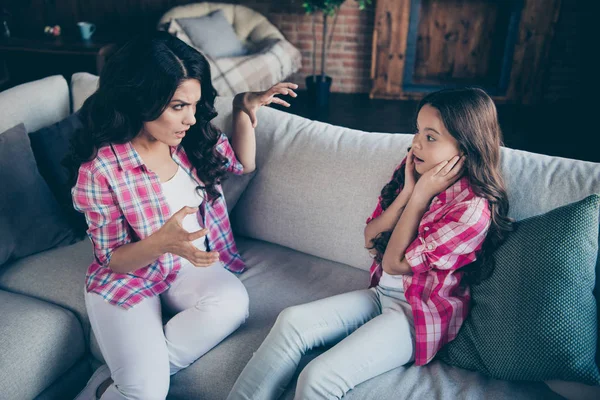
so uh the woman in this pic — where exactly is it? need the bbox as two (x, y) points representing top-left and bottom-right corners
(70, 31), (297, 400)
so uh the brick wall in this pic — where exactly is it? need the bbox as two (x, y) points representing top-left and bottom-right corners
(233, 0), (375, 93)
(270, 3), (375, 93)
(232, 0), (578, 99)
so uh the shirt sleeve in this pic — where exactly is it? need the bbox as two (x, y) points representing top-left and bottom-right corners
(215, 133), (244, 175)
(72, 167), (131, 268)
(405, 198), (491, 274)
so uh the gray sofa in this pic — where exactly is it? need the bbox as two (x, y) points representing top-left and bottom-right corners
(1, 74), (599, 400)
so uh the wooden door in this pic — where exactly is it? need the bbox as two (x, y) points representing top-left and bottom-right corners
(370, 0), (562, 104)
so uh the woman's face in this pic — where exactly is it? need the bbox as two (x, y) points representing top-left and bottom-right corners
(411, 104), (461, 175)
(139, 79), (201, 147)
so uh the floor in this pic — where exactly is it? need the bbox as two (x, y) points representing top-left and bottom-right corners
(272, 91), (597, 164)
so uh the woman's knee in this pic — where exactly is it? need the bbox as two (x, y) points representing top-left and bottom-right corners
(218, 279), (249, 325)
(115, 372), (170, 400)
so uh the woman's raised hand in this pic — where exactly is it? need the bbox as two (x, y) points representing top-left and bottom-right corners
(413, 155), (465, 203)
(233, 82), (298, 128)
(154, 206), (219, 267)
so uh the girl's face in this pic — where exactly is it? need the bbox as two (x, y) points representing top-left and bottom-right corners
(411, 104), (461, 175)
(139, 79), (201, 147)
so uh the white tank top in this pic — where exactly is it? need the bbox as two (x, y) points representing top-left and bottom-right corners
(161, 165), (206, 252)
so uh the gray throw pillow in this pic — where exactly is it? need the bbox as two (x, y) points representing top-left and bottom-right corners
(174, 10), (248, 58)
(0, 124), (77, 267)
(29, 112), (87, 237)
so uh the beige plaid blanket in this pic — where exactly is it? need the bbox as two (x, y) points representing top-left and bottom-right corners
(205, 38), (302, 97)
(165, 19), (301, 96)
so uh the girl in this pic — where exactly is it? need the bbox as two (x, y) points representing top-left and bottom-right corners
(227, 87), (512, 400)
(70, 32), (297, 400)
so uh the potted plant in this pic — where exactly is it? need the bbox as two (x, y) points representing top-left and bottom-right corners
(302, 0), (372, 109)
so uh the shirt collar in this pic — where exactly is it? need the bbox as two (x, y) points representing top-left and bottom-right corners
(111, 142), (183, 172)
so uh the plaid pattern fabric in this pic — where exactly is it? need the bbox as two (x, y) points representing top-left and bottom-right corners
(207, 39), (302, 96)
(367, 160), (491, 366)
(72, 133), (245, 309)
(165, 18), (301, 96)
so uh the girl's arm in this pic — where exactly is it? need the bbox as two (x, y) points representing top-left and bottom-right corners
(381, 196), (429, 274)
(382, 155), (465, 275)
(231, 82), (298, 174)
(365, 148), (417, 253)
(364, 190), (411, 253)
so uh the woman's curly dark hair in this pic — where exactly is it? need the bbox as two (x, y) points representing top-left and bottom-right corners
(65, 31), (228, 201)
(369, 88), (513, 285)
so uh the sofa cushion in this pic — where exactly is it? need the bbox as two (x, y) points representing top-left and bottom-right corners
(0, 123), (77, 267)
(0, 75), (70, 133)
(166, 18), (194, 47)
(0, 239), (93, 338)
(438, 194), (600, 385)
(71, 72), (99, 113)
(174, 10), (248, 58)
(0, 290), (85, 399)
(165, 237), (562, 400)
(29, 112), (88, 236)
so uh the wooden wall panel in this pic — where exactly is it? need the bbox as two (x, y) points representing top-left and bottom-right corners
(506, 0), (562, 104)
(414, 0), (510, 85)
(370, 0), (563, 104)
(370, 0), (411, 98)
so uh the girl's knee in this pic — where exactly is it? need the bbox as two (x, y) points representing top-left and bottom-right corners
(276, 305), (311, 331)
(296, 357), (341, 399)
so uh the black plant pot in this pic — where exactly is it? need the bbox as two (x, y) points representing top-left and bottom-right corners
(305, 75), (332, 110)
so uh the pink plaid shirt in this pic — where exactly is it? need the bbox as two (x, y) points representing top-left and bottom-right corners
(72, 133), (245, 309)
(367, 160), (491, 366)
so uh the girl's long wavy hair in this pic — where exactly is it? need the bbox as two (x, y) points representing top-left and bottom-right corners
(65, 31), (228, 201)
(369, 88), (513, 285)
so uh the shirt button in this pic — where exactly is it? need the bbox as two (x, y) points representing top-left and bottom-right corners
(424, 227), (430, 231)
(427, 243), (434, 250)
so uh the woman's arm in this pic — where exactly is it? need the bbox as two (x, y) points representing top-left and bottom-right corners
(230, 82), (298, 174)
(107, 235), (165, 274)
(109, 206), (218, 274)
(231, 99), (256, 174)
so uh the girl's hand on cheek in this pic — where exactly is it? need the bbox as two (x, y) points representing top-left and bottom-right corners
(403, 148), (417, 196)
(413, 155), (465, 203)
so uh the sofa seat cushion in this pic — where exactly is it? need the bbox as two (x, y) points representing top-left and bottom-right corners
(0, 290), (85, 399)
(165, 237), (560, 400)
(0, 239), (93, 338)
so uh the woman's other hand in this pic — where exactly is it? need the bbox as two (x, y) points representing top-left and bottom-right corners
(153, 206), (219, 267)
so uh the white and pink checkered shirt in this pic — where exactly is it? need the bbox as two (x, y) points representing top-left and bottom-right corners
(72, 133), (245, 309)
(368, 160), (491, 366)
